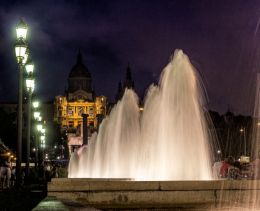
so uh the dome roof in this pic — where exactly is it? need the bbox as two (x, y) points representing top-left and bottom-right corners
(69, 51), (91, 78)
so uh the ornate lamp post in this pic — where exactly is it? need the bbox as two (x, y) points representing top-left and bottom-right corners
(25, 60), (35, 177)
(36, 123), (46, 164)
(14, 18), (28, 186)
(33, 108), (40, 167)
(33, 101), (39, 110)
(16, 18), (28, 40)
(40, 126), (46, 161)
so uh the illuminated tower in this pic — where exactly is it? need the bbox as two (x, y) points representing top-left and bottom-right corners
(115, 64), (135, 102)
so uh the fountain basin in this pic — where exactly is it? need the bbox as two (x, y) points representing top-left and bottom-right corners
(48, 179), (260, 210)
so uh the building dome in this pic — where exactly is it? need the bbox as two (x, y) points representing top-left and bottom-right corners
(69, 51), (91, 78)
(68, 51), (93, 95)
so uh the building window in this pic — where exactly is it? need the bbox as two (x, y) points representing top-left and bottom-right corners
(78, 106), (84, 116)
(89, 107), (94, 116)
(68, 106), (74, 116)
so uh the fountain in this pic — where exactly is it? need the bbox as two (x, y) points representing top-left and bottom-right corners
(68, 49), (214, 180)
(47, 50), (260, 210)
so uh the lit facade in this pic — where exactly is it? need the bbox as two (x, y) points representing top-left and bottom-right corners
(54, 51), (107, 140)
(54, 95), (106, 131)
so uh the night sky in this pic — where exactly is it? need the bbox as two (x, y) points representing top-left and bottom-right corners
(1, 0), (260, 115)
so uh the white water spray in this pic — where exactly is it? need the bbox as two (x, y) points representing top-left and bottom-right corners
(68, 50), (213, 180)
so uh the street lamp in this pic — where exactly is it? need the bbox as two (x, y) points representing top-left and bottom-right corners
(15, 39), (27, 63)
(37, 124), (43, 132)
(36, 123), (44, 165)
(25, 59), (34, 74)
(41, 128), (46, 134)
(25, 60), (34, 178)
(39, 126), (46, 162)
(25, 78), (35, 92)
(22, 48), (29, 65)
(15, 18), (28, 187)
(16, 18), (28, 40)
(32, 100), (41, 167)
(34, 111), (40, 120)
(32, 101), (39, 109)
(40, 128), (46, 148)
(34, 118), (41, 166)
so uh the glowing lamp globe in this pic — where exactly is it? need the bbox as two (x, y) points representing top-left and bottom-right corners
(25, 60), (34, 74)
(34, 111), (40, 120)
(40, 135), (45, 141)
(15, 38), (27, 63)
(32, 101), (39, 108)
(26, 78), (35, 92)
(16, 18), (28, 40)
(22, 48), (29, 65)
(37, 124), (43, 131)
(41, 128), (46, 134)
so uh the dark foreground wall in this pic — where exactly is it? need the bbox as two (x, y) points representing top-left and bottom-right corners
(48, 178), (260, 210)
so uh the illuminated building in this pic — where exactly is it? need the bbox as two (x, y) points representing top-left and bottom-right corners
(54, 51), (107, 150)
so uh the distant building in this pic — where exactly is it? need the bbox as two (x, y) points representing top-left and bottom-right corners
(53, 51), (107, 152)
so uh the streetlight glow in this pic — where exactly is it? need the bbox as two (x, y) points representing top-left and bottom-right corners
(15, 38), (27, 62)
(34, 111), (40, 120)
(41, 128), (46, 134)
(16, 18), (28, 40)
(25, 60), (34, 74)
(37, 124), (43, 131)
(22, 48), (29, 65)
(26, 78), (35, 92)
(24, 57), (34, 178)
(40, 135), (45, 141)
(32, 101), (39, 108)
